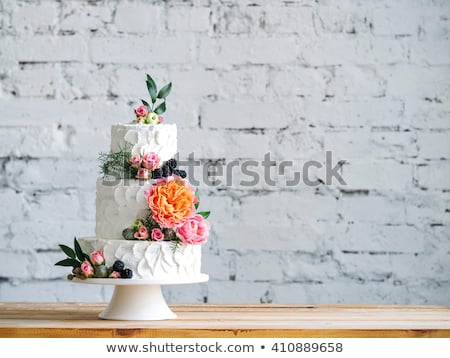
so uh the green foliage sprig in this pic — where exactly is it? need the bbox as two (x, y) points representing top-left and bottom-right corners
(55, 237), (90, 268)
(99, 149), (136, 179)
(142, 73), (172, 115)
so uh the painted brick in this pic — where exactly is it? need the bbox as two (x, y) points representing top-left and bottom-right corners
(416, 162), (450, 190)
(90, 36), (194, 64)
(202, 102), (290, 129)
(9, 35), (88, 62)
(10, 3), (58, 34)
(167, 6), (210, 32)
(0, 0), (449, 307)
(114, 4), (164, 34)
(198, 36), (298, 65)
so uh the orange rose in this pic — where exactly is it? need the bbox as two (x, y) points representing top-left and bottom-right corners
(147, 178), (195, 228)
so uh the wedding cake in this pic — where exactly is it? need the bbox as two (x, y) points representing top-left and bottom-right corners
(56, 75), (210, 280)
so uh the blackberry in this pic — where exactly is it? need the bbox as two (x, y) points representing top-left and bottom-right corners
(121, 268), (133, 279)
(173, 169), (187, 178)
(112, 260), (125, 272)
(167, 158), (177, 169)
(161, 164), (170, 177)
(152, 168), (163, 179)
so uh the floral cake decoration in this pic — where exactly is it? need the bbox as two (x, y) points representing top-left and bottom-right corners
(133, 73), (171, 124)
(55, 74), (211, 280)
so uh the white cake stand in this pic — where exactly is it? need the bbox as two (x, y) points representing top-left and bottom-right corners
(74, 274), (208, 321)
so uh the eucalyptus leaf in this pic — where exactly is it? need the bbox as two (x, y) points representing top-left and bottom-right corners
(74, 237), (87, 263)
(157, 82), (172, 99)
(55, 258), (81, 267)
(141, 99), (151, 111)
(59, 244), (75, 259)
(154, 101), (166, 115)
(146, 74), (157, 103)
(197, 211), (210, 219)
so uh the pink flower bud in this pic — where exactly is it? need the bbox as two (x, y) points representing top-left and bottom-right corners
(89, 250), (105, 266)
(109, 271), (121, 278)
(81, 260), (94, 278)
(129, 155), (142, 168)
(134, 225), (150, 240)
(151, 228), (164, 241)
(158, 116), (164, 123)
(136, 168), (149, 180)
(135, 105), (148, 117)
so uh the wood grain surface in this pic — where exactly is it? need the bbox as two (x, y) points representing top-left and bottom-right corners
(1, 303), (449, 338)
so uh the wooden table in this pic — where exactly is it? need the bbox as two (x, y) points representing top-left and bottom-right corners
(1, 303), (450, 338)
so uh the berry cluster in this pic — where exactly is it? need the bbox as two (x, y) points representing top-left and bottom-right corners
(111, 260), (133, 279)
(151, 158), (187, 179)
(67, 260), (133, 280)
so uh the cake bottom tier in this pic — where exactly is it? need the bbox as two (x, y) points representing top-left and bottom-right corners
(78, 238), (201, 280)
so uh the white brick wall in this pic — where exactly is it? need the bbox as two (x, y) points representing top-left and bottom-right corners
(0, 0), (449, 306)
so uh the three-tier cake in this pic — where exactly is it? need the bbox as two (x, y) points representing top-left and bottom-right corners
(56, 75), (210, 281)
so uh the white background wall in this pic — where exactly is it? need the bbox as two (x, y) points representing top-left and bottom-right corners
(0, 0), (449, 305)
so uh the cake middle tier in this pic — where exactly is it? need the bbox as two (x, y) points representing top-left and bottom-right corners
(111, 123), (177, 162)
(96, 178), (153, 240)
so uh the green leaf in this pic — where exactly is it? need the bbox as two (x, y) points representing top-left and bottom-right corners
(141, 99), (151, 111)
(197, 211), (210, 219)
(195, 189), (200, 210)
(146, 74), (157, 103)
(59, 244), (75, 259)
(55, 258), (81, 267)
(74, 237), (89, 262)
(154, 101), (166, 115)
(157, 82), (172, 99)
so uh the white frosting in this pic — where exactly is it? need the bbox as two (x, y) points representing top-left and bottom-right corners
(111, 123), (177, 162)
(78, 238), (201, 279)
(95, 178), (153, 240)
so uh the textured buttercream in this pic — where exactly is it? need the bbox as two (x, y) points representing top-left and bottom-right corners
(78, 238), (202, 279)
(110, 123), (177, 162)
(95, 178), (153, 240)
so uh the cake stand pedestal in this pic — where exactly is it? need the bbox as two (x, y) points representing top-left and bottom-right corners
(74, 274), (208, 321)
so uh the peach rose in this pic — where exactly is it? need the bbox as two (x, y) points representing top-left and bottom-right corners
(177, 214), (210, 245)
(147, 178), (196, 228)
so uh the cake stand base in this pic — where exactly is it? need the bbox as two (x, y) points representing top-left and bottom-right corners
(99, 284), (176, 320)
(74, 274), (208, 321)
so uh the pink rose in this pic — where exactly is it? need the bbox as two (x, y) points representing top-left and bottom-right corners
(134, 225), (150, 240)
(158, 116), (164, 123)
(142, 152), (161, 170)
(90, 250), (105, 266)
(177, 214), (210, 245)
(136, 117), (144, 123)
(135, 105), (148, 117)
(129, 155), (142, 168)
(136, 168), (149, 180)
(81, 260), (94, 278)
(109, 271), (121, 278)
(151, 228), (164, 241)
